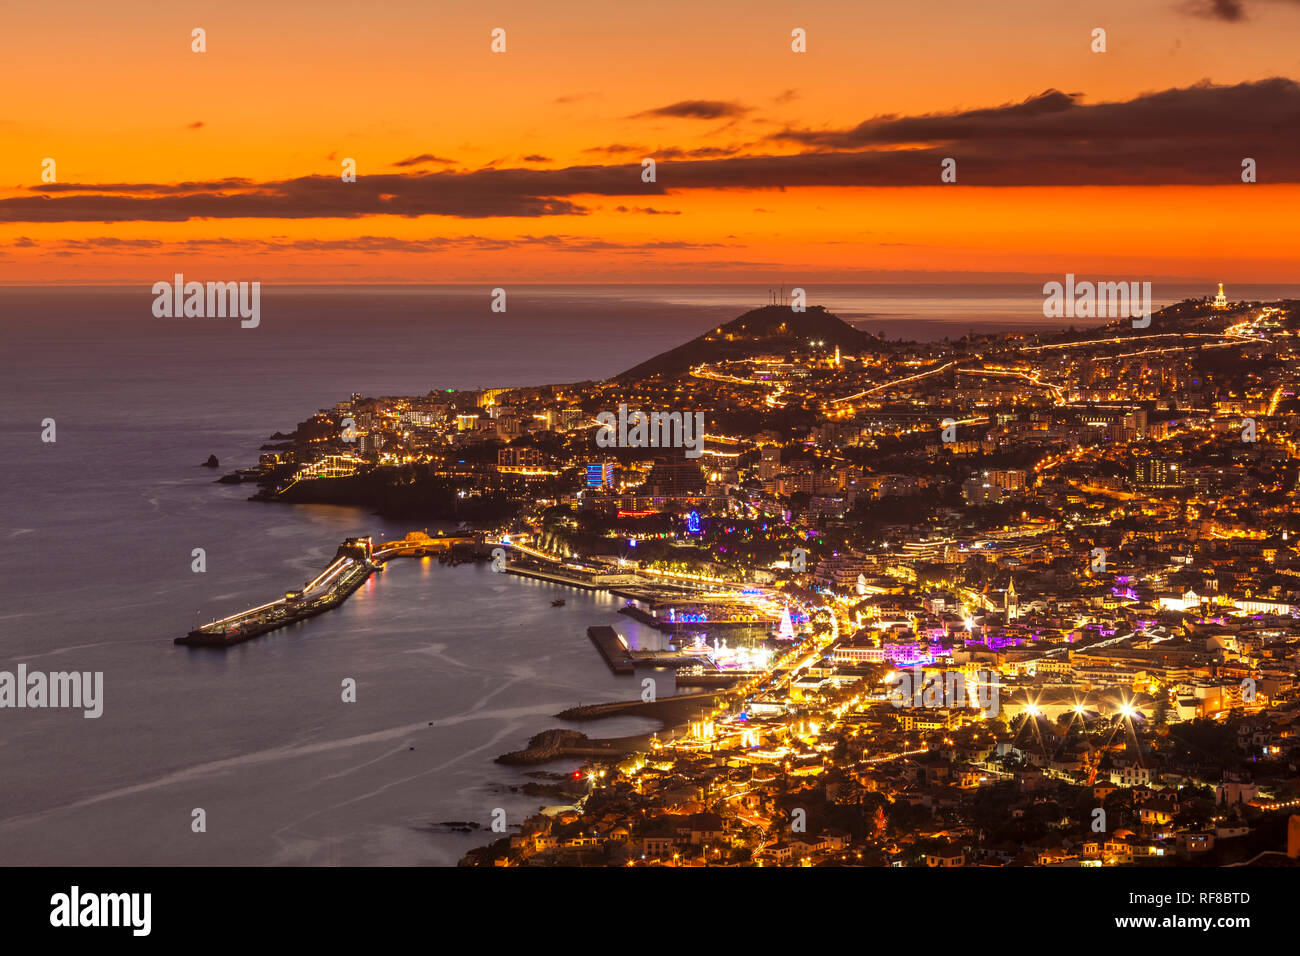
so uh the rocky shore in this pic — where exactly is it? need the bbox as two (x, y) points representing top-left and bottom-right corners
(494, 728), (645, 765)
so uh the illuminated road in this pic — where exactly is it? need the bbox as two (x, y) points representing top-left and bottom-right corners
(956, 366), (1067, 404)
(1019, 330), (1250, 353)
(829, 360), (958, 406)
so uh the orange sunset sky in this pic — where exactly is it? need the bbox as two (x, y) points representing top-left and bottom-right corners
(3, 0), (1300, 283)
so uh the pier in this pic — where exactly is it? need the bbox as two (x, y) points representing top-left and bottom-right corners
(585, 626), (711, 674)
(587, 626), (635, 673)
(176, 532), (476, 647)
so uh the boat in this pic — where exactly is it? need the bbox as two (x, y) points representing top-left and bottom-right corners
(551, 599), (566, 607)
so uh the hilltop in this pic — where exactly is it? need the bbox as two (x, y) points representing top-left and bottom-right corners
(615, 304), (880, 381)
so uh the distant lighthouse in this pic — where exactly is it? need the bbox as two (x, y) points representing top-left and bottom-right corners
(1213, 282), (1228, 309)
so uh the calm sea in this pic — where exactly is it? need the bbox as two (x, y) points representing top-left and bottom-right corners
(0, 283), (1293, 864)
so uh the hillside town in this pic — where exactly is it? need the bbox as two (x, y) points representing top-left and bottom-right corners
(233, 289), (1300, 867)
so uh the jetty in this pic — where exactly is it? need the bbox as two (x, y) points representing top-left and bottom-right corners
(587, 626), (635, 673)
(176, 532), (477, 647)
(585, 626), (711, 674)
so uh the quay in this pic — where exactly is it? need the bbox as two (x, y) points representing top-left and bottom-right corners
(585, 626), (711, 674)
(506, 564), (608, 591)
(618, 603), (766, 633)
(587, 626), (635, 673)
(176, 532), (477, 647)
(503, 561), (694, 602)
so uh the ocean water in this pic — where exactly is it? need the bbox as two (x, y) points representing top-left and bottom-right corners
(0, 283), (1294, 865)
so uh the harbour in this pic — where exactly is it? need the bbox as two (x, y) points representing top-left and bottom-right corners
(172, 534), (790, 703)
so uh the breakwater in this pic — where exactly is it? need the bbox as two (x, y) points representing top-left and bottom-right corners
(175, 533), (479, 647)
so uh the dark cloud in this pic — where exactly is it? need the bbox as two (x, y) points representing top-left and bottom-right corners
(391, 153), (458, 167)
(5, 79), (1299, 224)
(12, 168), (609, 220)
(582, 143), (646, 155)
(187, 121), (204, 130)
(1184, 0), (1243, 20)
(24, 234), (723, 254)
(614, 205), (682, 215)
(763, 78), (1300, 181)
(522, 154), (552, 162)
(582, 144), (740, 159)
(54, 236), (166, 248)
(35, 178), (257, 194)
(657, 145), (743, 159)
(1204, 0), (1247, 18)
(771, 88), (1082, 147)
(1184, 0), (1300, 20)
(631, 99), (749, 120)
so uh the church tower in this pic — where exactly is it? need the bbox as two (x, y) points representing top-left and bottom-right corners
(1213, 282), (1228, 309)
(1005, 576), (1018, 621)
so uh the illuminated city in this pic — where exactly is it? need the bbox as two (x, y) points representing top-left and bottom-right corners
(4, 1), (1298, 933)
(184, 287), (1300, 869)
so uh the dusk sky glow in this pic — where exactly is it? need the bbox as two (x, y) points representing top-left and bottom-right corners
(5, 0), (1300, 282)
